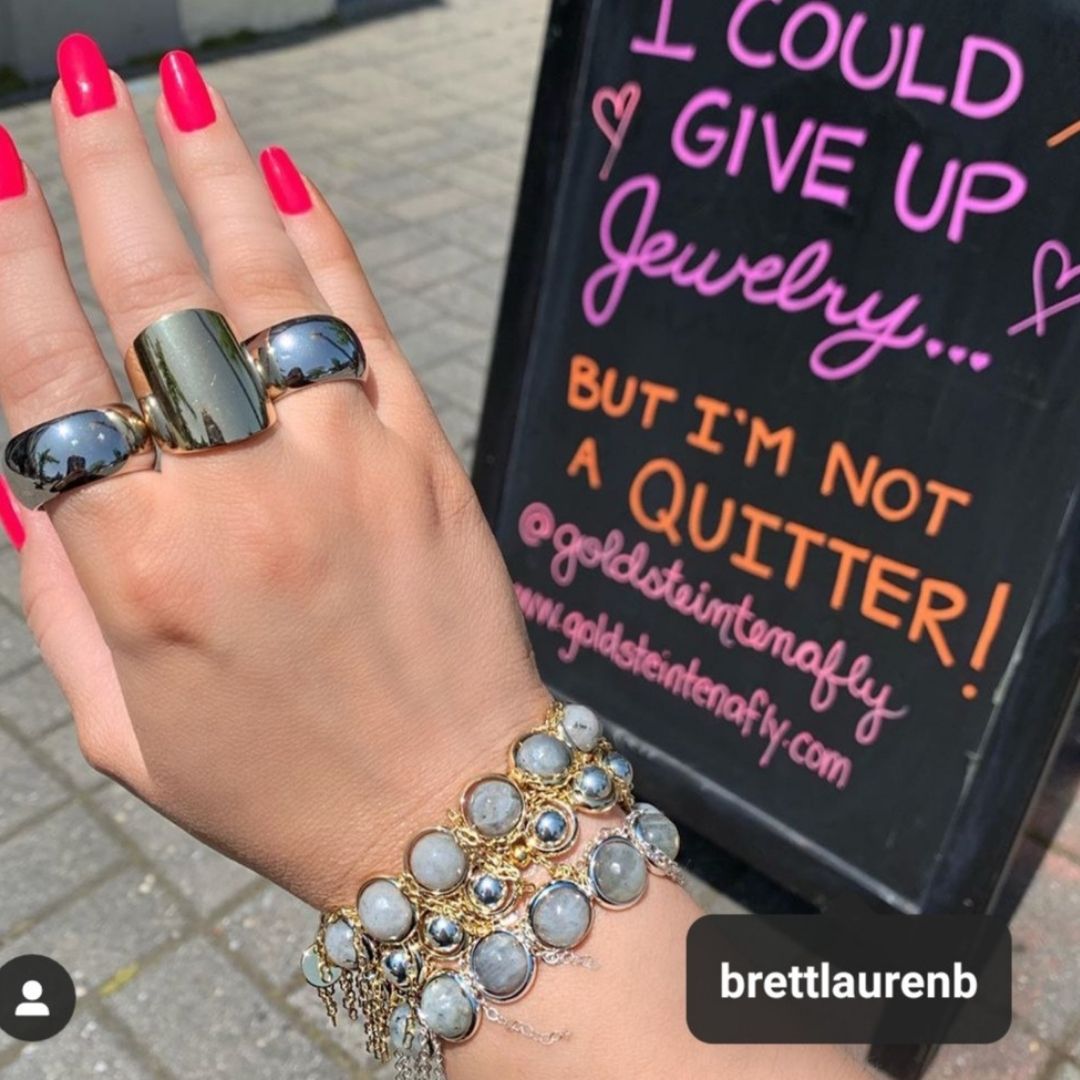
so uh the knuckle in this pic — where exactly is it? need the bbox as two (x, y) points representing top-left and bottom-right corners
(109, 538), (208, 650)
(3, 327), (103, 413)
(219, 248), (309, 310)
(99, 251), (206, 327)
(75, 725), (116, 777)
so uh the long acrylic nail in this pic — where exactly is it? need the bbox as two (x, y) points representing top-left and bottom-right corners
(160, 50), (215, 133)
(260, 146), (313, 215)
(0, 477), (26, 552)
(57, 33), (117, 117)
(0, 127), (26, 200)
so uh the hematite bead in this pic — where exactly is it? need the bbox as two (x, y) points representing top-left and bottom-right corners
(574, 764), (614, 808)
(529, 881), (593, 949)
(561, 703), (602, 751)
(470, 931), (534, 1001)
(389, 1003), (422, 1056)
(471, 873), (507, 909)
(590, 837), (647, 906)
(382, 946), (423, 988)
(634, 804), (681, 862)
(419, 973), (479, 1042)
(357, 878), (415, 942)
(514, 733), (572, 779)
(606, 751), (634, 784)
(424, 914), (465, 955)
(408, 829), (468, 893)
(465, 777), (524, 837)
(535, 809), (568, 844)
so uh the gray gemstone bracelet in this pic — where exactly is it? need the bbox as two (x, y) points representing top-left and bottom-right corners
(300, 699), (682, 1079)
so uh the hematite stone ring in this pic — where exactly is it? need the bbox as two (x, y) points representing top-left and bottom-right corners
(243, 315), (366, 401)
(3, 405), (155, 510)
(125, 308), (274, 453)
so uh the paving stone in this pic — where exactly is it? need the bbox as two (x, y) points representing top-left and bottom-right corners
(1011, 849), (1080, 1047)
(0, 661), (71, 739)
(106, 937), (337, 1079)
(0, 602), (41, 680)
(37, 722), (109, 792)
(285, 983), (391, 1076)
(2, 1013), (149, 1079)
(928, 1028), (1050, 1079)
(216, 885), (314, 989)
(0, 729), (68, 836)
(395, 317), (487, 372)
(373, 288), (446, 335)
(0, 545), (22, 608)
(422, 276), (501, 328)
(5, 867), (187, 994)
(380, 243), (480, 290)
(0, 803), (124, 938)
(421, 353), (489, 413)
(96, 787), (259, 918)
(389, 184), (477, 222)
(355, 225), (442, 271)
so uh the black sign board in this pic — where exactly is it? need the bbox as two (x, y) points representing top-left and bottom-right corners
(474, 0), (1080, 918)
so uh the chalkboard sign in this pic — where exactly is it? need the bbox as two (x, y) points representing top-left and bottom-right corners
(474, 0), (1080, 916)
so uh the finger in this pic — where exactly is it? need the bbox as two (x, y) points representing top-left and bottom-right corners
(54, 34), (218, 355)
(156, 52), (328, 339)
(0, 124), (121, 435)
(259, 146), (440, 438)
(20, 510), (150, 791)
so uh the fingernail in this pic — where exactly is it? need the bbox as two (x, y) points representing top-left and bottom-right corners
(160, 50), (215, 133)
(0, 477), (26, 552)
(57, 33), (117, 117)
(260, 146), (313, 215)
(0, 127), (26, 200)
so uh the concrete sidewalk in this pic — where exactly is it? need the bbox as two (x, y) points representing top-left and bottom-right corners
(0, 0), (1077, 1076)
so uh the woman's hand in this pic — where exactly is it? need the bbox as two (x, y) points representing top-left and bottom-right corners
(4, 35), (547, 910)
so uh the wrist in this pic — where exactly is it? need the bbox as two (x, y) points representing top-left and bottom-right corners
(298, 670), (551, 911)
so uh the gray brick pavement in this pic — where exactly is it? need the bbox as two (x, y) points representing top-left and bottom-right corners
(0, 0), (1077, 1076)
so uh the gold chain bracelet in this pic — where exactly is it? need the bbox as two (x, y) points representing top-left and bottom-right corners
(300, 700), (682, 1079)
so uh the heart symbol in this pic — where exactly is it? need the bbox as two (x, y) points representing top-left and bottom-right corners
(593, 82), (641, 181)
(948, 345), (968, 364)
(1032, 239), (1080, 338)
(925, 338), (944, 359)
(970, 351), (993, 372)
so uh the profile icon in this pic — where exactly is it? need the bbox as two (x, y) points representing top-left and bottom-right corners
(14, 979), (50, 1018)
(0, 955), (75, 1041)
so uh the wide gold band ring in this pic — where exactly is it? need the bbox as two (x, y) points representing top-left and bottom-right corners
(125, 308), (275, 453)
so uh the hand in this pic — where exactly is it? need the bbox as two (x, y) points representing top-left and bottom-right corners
(3, 36), (547, 909)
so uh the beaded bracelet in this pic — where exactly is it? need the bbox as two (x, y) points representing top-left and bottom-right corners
(300, 700), (682, 1078)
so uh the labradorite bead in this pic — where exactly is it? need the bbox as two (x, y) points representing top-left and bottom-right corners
(389, 1004), (421, 1056)
(358, 879), (415, 942)
(324, 918), (359, 969)
(591, 838), (647, 906)
(471, 931), (532, 999)
(529, 881), (592, 949)
(561, 703), (602, 751)
(466, 778), (524, 837)
(409, 830), (468, 892)
(419, 974), (477, 1041)
(515, 733), (572, 778)
(635, 804), (681, 861)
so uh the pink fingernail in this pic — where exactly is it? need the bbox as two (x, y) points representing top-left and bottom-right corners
(57, 33), (117, 117)
(160, 50), (216, 133)
(260, 146), (313, 215)
(0, 477), (26, 552)
(0, 126), (26, 200)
